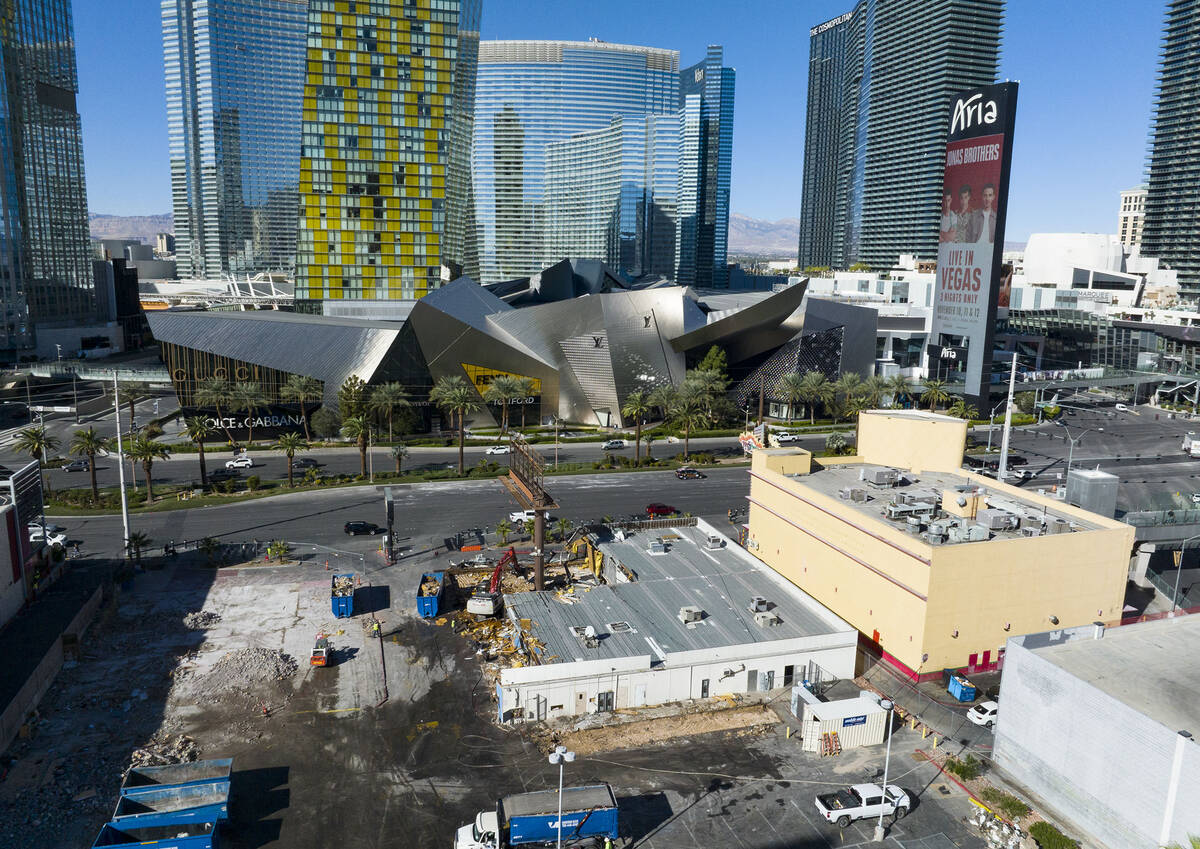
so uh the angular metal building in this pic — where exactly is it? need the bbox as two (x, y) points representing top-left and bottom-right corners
(147, 262), (845, 434)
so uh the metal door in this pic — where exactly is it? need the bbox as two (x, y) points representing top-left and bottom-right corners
(747, 670), (758, 692)
(633, 684), (646, 707)
(760, 670), (774, 691)
(700, 679), (709, 698)
(981, 650), (991, 667)
(598, 691), (614, 712)
(783, 665), (795, 687)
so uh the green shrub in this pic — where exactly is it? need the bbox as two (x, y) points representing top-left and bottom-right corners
(943, 754), (982, 781)
(246, 475), (261, 492)
(980, 787), (1029, 820)
(1028, 821), (1079, 849)
(220, 479), (236, 494)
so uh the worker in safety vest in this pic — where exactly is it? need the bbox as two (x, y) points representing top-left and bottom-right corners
(371, 619), (381, 639)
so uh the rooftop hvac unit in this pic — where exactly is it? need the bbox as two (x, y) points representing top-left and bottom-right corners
(678, 606), (704, 624)
(977, 508), (1019, 531)
(569, 625), (600, 648)
(923, 529), (947, 545)
(704, 534), (725, 550)
(886, 502), (917, 520)
(905, 516), (924, 535)
(948, 522), (990, 543)
(1021, 525), (1043, 538)
(748, 596), (769, 612)
(839, 486), (869, 502)
(647, 540), (668, 555)
(864, 467), (901, 487)
(1046, 517), (1070, 535)
(753, 610), (781, 627)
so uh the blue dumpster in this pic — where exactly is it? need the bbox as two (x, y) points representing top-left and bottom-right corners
(112, 781), (230, 828)
(120, 759), (233, 796)
(416, 572), (445, 618)
(331, 573), (355, 618)
(93, 821), (217, 849)
(948, 674), (977, 703)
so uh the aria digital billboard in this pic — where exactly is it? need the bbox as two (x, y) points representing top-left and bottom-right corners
(929, 82), (1018, 408)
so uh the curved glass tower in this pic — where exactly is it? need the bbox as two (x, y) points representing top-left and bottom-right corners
(473, 40), (733, 286)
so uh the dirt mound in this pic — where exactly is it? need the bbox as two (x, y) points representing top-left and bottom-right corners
(199, 647), (298, 696)
(183, 611), (221, 630)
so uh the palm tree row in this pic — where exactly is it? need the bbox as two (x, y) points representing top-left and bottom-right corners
(772, 371), (906, 425)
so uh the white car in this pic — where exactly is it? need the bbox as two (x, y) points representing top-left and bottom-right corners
(1115, 403), (1129, 412)
(600, 439), (626, 450)
(508, 509), (547, 524)
(774, 432), (803, 444)
(29, 527), (67, 547)
(967, 700), (999, 728)
(815, 784), (910, 828)
(226, 455), (254, 469)
(485, 444), (511, 455)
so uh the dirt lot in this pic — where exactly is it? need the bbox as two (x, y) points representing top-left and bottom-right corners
(548, 705), (777, 757)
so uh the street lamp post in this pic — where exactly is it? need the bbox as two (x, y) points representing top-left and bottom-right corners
(1173, 533), (1200, 613)
(873, 698), (895, 843)
(1062, 426), (1091, 476)
(985, 402), (1004, 453)
(548, 745), (575, 849)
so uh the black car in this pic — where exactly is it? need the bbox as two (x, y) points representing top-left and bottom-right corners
(62, 459), (90, 472)
(209, 468), (240, 481)
(344, 521), (382, 536)
(292, 457), (319, 469)
(675, 467), (706, 480)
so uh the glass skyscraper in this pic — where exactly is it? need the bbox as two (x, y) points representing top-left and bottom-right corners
(472, 40), (734, 286)
(294, 0), (482, 317)
(796, 1), (1003, 271)
(162, 0), (308, 280)
(1142, 0), (1200, 293)
(0, 0), (95, 355)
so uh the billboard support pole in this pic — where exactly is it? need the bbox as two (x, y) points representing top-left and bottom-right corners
(112, 375), (131, 559)
(997, 354), (1017, 483)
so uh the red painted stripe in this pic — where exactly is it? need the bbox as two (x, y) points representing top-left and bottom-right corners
(749, 471), (932, 566)
(747, 496), (928, 602)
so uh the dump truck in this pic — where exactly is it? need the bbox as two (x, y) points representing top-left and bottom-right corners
(453, 783), (619, 849)
(111, 781), (230, 828)
(331, 573), (355, 618)
(120, 758), (233, 796)
(416, 571), (446, 618)
(92, 821), (217, 849)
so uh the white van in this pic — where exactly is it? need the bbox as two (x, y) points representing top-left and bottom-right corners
(1115, 403), (1129, 412)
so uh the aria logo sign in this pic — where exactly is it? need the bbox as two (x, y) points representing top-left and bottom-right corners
(950, 92), (998, 134)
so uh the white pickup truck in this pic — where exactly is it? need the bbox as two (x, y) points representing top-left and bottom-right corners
(815, 784), (910, 828)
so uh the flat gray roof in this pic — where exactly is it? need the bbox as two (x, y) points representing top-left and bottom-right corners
(506, 523), (851, 665)
(795, 463), (1100, 543)
(1022, 616), (1200, 735)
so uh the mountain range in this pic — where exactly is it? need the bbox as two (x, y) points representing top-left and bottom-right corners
(89, 212), (173, 245)
(727, 213), (799, 257)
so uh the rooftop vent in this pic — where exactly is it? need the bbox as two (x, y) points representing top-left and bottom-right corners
(569, 625), (600, 648)
(747, 596), (769, 613)
(647, 540), (668, 555)
(839, 486), (868, 502)
(753, 610), (781, 627)
(678, 605), (704, 624)
(607, 621), (633, 634)
(703, 534), (725, 550)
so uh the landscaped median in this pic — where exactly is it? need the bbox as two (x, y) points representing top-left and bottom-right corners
(44, 454), (750, 516)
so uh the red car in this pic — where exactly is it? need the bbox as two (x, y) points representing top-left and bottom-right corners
(646, 503), (677, 517)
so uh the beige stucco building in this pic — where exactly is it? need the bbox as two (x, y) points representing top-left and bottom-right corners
(745, 410), (1135, 680)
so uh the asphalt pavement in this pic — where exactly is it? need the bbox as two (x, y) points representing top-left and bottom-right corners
(52, 466), (755, 561)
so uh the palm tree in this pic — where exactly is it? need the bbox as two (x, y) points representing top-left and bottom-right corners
(833, 372), (864, 413)
(339, 415), (370, 477)
(127, 530), (151, 567)
(799, 371), (833, 425)
(276, 431), (307, 487)
(391, 444), (408, 474)
(670, 389), (711, 459)
(921, 379), (951, 411)
(69, 427), (106, 503)
(649, 383), (677, 420)
(620, 390), (653, 465)
(859, 375), (889, 409)
(775, 372), (807, 421)
(948, 397), (980, 421)
(184, 416), (215, 487)
(886, 374), (912, 409)
(116, 381), (143, 426)
(195, 377), (236, 443)
(553, 516), (571, 542)
(516, 377), (536, 429)
(368, 382), (410, 442)
(684, 368), (728, 420)
(280, 374), (322, 441)
(232, 382), (266, 446)
(429, 375), (481, 475)
(644, 432), (658, 459)
(483, 375), (523, 433)
(13, 426), (60, 495)
(126, 434), (171, 502)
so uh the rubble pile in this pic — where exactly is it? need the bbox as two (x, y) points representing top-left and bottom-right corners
(331, 575), (354, 597)
(419, 576), (441, 597)
(199, 647), (298, 696)
(127, 733), (200, 769)
(183, 611), (221, 630)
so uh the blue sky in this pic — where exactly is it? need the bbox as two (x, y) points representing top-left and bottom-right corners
(75, 0), (1162, 241)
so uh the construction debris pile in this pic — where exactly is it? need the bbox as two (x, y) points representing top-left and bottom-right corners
(127, 733), (200, 769)
(183, 611), (221, 630)
(332, 575), (354, 597)
(419, 576), (441, 597)
(194, 647), (299, 700)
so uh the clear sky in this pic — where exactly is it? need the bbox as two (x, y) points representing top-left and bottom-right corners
(75, 0), (1163, 242)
